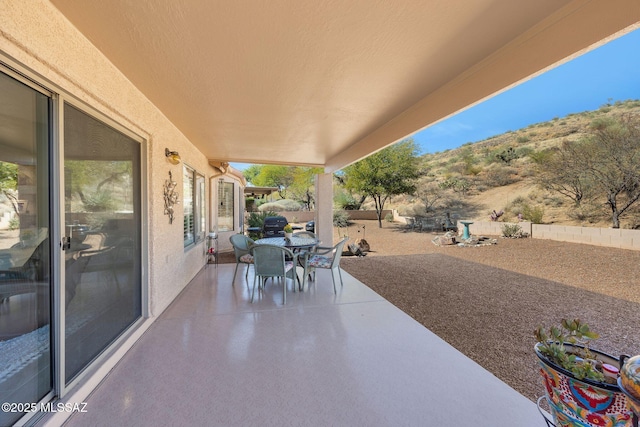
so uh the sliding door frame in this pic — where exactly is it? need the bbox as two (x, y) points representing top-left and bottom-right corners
(0, 54), (149, 410)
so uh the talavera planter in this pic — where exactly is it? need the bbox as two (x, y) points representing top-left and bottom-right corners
(535, 343), (634, 427)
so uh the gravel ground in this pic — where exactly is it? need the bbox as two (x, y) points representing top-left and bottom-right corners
(339, 220), (640, 403)
(221, 220), (640, 403)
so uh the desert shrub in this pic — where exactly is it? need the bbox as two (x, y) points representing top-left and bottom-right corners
(258, 199), (301, 212)
(503, 197), (525, 220)
(567, 204), (606, 224)
(438, 176), (472, 196)
(510, 196), (527, 206)
(518, 166), (536, 178)
(515, 146), (534, 158)
(465, 164), (483, 176)
(484, 166), (518, 187)
(384, 212), (394, 222)
(501, 223), (527, 238)
(503, 198), (544, 223)
(495, 147), (518, 163)
(542, 195), (565, 208)
(516, 136), (530, 144)
(528, 148), (555, 164)
(333, 210), (350, 227)
(247, 211), (279, 228)
(526, 190), (542, 202)
(445, 162), (466, 175)
(334, 191), (361, 210)
(395, 203), (425, 218)
(522, 204), (545, 224)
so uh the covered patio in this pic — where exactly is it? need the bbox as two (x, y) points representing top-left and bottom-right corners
(2, 1), (640, 426)
(53, 264), (541, 426)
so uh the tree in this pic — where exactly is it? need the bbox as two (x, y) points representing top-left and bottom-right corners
(342, 139), (420, 227)
(439, 177), (472, 197)
(536, 114), (640, 228)
(533, 142), (594, 206)
(243, 165), (293, 198)
(288, 167), (323, 210)
(244, 165), (322, 208)
(65, 160), (131, 211)
(242, 165), (263, 185)
(415, 179), (444, 213)
(0, 161), (19, 215)
(586, 115), (640, 228)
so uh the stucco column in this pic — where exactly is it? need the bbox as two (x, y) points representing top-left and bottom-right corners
(315, 172), (333, 246)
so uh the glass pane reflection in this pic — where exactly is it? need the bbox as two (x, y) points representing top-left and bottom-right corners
(0, 72), (51, 426)
(64, 104), (141, 383)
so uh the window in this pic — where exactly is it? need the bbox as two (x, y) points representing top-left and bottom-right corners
(218, 181), (234, 232)
(184, 166), (205, 247)
(197, 174), (205, 240)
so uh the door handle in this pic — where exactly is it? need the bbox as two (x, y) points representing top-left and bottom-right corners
(61, 236), (71, 251)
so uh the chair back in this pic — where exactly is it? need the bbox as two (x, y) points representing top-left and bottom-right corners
(330, 238), (349, 268)
(251, 244), (293, 276)
(229, 234), (254, 261)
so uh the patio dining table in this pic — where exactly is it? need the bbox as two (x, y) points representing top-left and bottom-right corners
(255, 234), (319, 266)
(252, 236), (319, 293)
(254, 236), (319, 250)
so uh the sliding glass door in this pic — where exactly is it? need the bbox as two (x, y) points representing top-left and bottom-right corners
(0, 71), (52, 427)
(0, 66), (143, 424)
(63, 103), (142, 384)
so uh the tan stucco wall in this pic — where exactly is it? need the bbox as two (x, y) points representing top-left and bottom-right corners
(0, 0), (234, 315)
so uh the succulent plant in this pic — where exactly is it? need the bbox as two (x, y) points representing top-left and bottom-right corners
(535, 318), (606, 382)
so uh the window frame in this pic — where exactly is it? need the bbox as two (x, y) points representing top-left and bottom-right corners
(217, 179), (235, 232)
(183, 165), (205, 247)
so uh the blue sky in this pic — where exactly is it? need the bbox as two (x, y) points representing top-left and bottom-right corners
(414, 27), (640, 154)
(233, 27), (640, 170)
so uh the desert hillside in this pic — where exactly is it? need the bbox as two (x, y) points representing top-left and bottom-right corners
(381, 99), (640, 228)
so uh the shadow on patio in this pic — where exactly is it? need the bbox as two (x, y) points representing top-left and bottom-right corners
(55, 263), (542, 426)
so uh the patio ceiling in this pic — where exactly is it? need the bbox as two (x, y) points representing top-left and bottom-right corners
(50, 0), (640, 172)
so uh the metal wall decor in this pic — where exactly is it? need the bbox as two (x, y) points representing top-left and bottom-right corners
(164, 171), (180, 223)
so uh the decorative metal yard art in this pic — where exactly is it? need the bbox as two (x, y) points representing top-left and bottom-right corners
(164, 171), (179, 224)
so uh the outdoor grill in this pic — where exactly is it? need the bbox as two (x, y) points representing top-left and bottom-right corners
(262, 216), (288, 237)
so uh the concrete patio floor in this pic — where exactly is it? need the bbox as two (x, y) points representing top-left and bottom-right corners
(50, 263), (543, 426)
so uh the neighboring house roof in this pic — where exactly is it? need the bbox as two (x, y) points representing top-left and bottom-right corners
(244, 187), (279, 198)
(210, 161), (247, 186)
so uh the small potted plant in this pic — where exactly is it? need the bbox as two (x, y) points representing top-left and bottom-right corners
(283, 224), (293, 239)
(534, 319), (633, 426)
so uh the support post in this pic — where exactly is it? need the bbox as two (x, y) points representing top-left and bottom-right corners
(315, 173), (333, 247)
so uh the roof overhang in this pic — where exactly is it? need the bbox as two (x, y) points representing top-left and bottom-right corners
(243, 187), (279, 198)
(50, 0), (640, 172)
